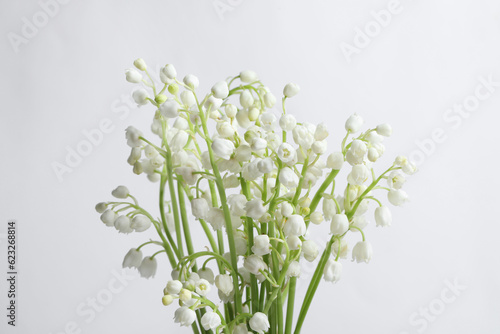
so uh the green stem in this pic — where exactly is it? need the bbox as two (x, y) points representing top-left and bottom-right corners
(178, 180), (197, 271)
(159, 171), (180, 259)
(284, 277), (296, 334)
(307, 169), (340, 228)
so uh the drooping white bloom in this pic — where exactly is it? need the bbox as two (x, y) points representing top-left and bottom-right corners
(240, 70), (258, 83)
(376, 123), (392, 137)
(122, 248), (143, 268)
(228, 194), (247, 216)
(160, 99), (179, 118)
(388, 189), (408, 206)
(131, 215), (151, 232)
(179, 289), (192, 303)
(211, 81), (229, 99)
(292, 125), (314, 150)
(183, 74), (199, 89)
(375, 206), (392, 227)
(331, 238), (349, 259)
(162, 64), (177, 79)
(286, 236), (301, 251)
(322, 198), (337, 221)
(215, 274), (233, 296)
(133, 58), (147, 71)
(302, 240), (319, 262)
(330, 214), (349, 235)
(279, 167), (299, 188)
(212, 138), (235, 160)
(132, 89), (148, 106)
(233, 323), (249, 334)
(190, 198), (209, 220)
(206, 207), (225, 230)
(205, 96), (223, 112)
(251, 137), (268, 152)
(245, 199), (267, 220)
(277, 143), (297, 163)
(180, 90), (196, 107)
(174, 306), (197, 327)
(286, 261), (301, 277)
(125, 126), (143, 147)
(283, 215), (306, 237)
(351, 215), (368, 230)
(95, 202), (107, 214)
(166, 280), (183, 295)
(114, 215), (133, 234)
(326, 152), (344, 170)
(264, 92), (276, 108)
(249, 312), (270, 334)
(345, 114), (363, 133)
(252, 235), (271, 256)
(198, 268), (215, 285)
(201, 311), (221, 331)
(138, 257), (158, 278)
(387, 171), (405, 189)
(257, 158), (274, 174)
(100, 209), (117, 227)
(352, 241), (373, 263)
(279, 114), (297, 131)
(402, 161), (417, 175)
(175, 167), (199, 185)
(314, 123), (329, 141)
(244, 255), (267, 275)
(240, 90), (254, 108)
(283, 83), (300, 98)
(259, 112), (277, 132)
(280, 202), (294, 218)
(312, 140), (327, 155)
(324, 259), (342, 283)
(347, 165), (370, 185)
(224, 104), (237, 119)
(125, 68), (142, 83)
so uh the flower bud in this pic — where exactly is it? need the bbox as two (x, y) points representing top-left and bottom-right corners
(388, 189), (408, 206)
(132, 89), (148, 105)
(248, 107), (260, 121)
(249, 312), (270, 334)
(225, 104), (237, 118)
(251, 137), (267, 151)
(201, 311), (222, 331)
(314, 123), (329, 141)
(100, 209), (117, 227)
(283, 215), (306, 237)
(215, 274), (233, 296)
(131, 215), (152, 232)
(212, 138), (235, 160)
(324, 259), (342, 283)
(125, 126), (143, 147)
(162, 294), (174, 306)
(302, 240), (319, 262)
(95, 202), (107, 213)
(367, 147), (380, 162)
(347, 165), (370, 185)
(155, 94), (167, 104)
(252, 235), (271, 256)
(160, 99), (179, 118)
(376, 123), (392, 137)
(402, 161), (417, 175)
(330, 214), (349, 235)
(244, 255), (267, 275)
(352, 241), (373, 263)
(326, 152), (344, 170)
(322, 198), (337, 220)
(181, 90), (196, 107)
(283, 83), (300, 98)
(162, 64), (177, 79)
(179, 289), (192, 302)
(240, 90), (254, 108)
(138, 257), (158, 278)
(310, 212), (324, 225)
(205, 96), (223, 111)
(345, 114), (363, 133)
(114, 215), (133, 234)
(174, 306), (197, 327)
(133, 58), (147, 71)
(280, 202), (294, 218)
(183, 74), (199, 89)
(122, 248), (143, 268)
(375, 206), (392, 227)
(166, 280), (183, 294)
(279, 114), (297, 131)
(312, 140), (327, 155)
(125, 68), (142, 83)
(240, 70), (258, 83)
(257, 158), (274, 174)
(211, 81), (229, 99)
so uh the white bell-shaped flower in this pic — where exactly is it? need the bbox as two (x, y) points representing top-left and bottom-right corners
(283, 83), (300, 98)
(324, 258), (342, 283)
(249, 312), (270, 334)
(211, 81), (229, 99)
(138, 257), (158, 278)
(352, 241), (373, 263)
(283, 215), (306, 237)
(183, 74), (199, 89)
(100, 209), (117, 227)
(244, 255), (267, 275)
(215, 274), (233, 296)
(245, 199), (267, 220)
(212, 138), (235, 160)
(330, 214), (349, 235)
(302, 240), (319, 262)
(160, 99), (179, 118)
(132, 89), (148, 106)
(166, 280), (183, 294)
(240, 70), (258, 83)
(201, 311), (222, 331)
(125, 68), (142, 83)
(375, 206), (392, 227)
(286, 261), (301, 277)
(125, 126), (143, 147)
(198, 268), (215, 285)
(131, 215), (151, 232)
(252, 235), (271, 256)
(376, 123), (392, 137)
(114, 216), (133, 234)
(279, 167), (299, 188)
(122, 248), (143, 269)
(345, 114), (363, 133)
(174, 306), (197, 327)
(388, 189), (408, 206)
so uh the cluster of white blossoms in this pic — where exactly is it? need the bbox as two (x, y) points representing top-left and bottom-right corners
(96, 59), (415, 334)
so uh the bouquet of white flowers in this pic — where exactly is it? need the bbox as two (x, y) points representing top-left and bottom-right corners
(95, 58), (416, 334)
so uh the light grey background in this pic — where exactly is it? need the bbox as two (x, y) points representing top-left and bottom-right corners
(1, 0), (499, 333)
